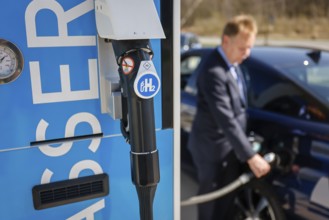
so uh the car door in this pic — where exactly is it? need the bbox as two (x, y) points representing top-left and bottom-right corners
(242, 59), (329, 220)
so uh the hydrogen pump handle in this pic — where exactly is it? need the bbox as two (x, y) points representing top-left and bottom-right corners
(181, 153), (276, 206)
(112, 40), (160, 220)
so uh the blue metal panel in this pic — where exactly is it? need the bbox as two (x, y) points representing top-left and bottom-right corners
(0, 130), (173, 219)
(0, 0), (162, 151)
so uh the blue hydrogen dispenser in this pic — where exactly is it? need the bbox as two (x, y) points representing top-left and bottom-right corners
(0, 0), (180, 219)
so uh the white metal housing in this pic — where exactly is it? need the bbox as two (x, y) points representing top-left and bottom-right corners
(94, 0), (165, 40)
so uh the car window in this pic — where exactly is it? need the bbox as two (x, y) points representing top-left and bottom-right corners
(242, 63), (329, 123)
(189, 36), (199, 45)
(261, 49), (329, 104)
(181, 56), (201, 76)
(181, 33), (202, 52)
(283, 65), (329, 103)
(307, 66), (329, 86)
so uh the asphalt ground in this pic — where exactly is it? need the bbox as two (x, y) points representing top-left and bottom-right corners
(181, 170), (198, 220)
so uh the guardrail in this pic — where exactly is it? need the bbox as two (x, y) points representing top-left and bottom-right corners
(199, 37), (329, 50)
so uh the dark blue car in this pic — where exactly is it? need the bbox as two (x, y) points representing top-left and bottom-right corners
(181, 32), (202, 52)
(181, 46), (329, 220)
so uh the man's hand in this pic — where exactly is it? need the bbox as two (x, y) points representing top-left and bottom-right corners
(247, 154), (271, 178)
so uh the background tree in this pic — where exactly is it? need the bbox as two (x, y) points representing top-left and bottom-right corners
(181, 0), (329, 39)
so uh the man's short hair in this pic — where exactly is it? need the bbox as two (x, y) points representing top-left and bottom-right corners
(222, 15), (258, 38)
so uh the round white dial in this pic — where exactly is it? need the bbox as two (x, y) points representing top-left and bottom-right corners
(0, 39), (23, 84)
(0, 46), (17, 79)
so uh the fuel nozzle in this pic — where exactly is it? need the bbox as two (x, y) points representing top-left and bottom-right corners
(263, 152), (288, 171)
(263, 152), (276, 164)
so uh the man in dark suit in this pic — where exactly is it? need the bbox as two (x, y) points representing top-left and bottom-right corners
(187, 15), (271, 220)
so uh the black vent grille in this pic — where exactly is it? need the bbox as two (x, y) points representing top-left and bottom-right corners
(33, 174), (109, 210)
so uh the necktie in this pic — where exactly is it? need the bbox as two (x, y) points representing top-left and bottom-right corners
(230, 65), (247, 105)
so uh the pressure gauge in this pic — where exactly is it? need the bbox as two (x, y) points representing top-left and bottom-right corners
(0, 39), (24, 84)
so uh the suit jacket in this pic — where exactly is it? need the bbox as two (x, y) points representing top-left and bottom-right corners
(187, 48), (255, 163)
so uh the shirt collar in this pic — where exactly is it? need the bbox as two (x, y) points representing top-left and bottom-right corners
(217, 46), (235, 68)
